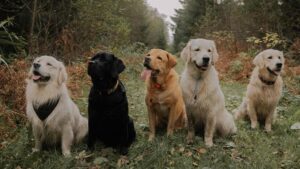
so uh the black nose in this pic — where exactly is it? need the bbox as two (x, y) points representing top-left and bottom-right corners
(276, 63), (282, 69)
(203, 57), (210, 64)
(144, 57), (151, 64)
(33, 63), (40, 69)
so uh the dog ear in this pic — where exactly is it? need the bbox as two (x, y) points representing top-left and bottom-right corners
(112, 58), (125, 77)
(181, 41), (191, 62)
(57, 62), (68, 84)
(253, 51), (265, 68)
(210, 40), (219, 64)
(167, 53), (177, 68)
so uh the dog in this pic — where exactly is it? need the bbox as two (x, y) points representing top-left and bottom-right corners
(180, 39), (237, 147)
(143, 49), (187, 141)
(234, 49), (284, 132)
(87, 52), (136, 155)
(26, 55), (88, 156)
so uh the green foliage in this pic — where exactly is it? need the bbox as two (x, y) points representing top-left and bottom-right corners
(229, 60), (243, 74)
(0, 18), (26, 56)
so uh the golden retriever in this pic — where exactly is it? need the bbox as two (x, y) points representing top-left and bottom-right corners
(26, 55), (88, 156)
(234, 49), (284, 132)
(180, 39), (237, 147)
(143, 49), (187, 141)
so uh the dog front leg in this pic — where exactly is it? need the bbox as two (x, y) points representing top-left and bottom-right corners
(265, 108), (276, 132)
(61, 125), (74, 157)
(204, 116), (216, 147)
(32, 124), (43, 152)
(186, 109), (195, 144)
(247, 101), (258, 129)
(148, 107), (156, 141)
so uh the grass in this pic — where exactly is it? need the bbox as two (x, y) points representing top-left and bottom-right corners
(1, 53), (300, 169)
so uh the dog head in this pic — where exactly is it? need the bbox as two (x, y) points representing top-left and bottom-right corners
(253, 49), (284, 76)
(181, 39), (219, 71)
(143, 49), (177, 77)
(29, 56), (67, 85)
(88, 52), (125, 89)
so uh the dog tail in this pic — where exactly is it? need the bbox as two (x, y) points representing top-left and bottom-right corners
(75, 116), (88, 143)
(233, 98), (248, 120)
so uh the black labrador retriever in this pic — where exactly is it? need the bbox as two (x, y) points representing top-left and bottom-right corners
(87, 52), (136, 155)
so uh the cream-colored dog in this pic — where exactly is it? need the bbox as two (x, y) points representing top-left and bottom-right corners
(234, 49), (284, 132)
(26, 55), (88, 156)
(180, 39), (237, 147)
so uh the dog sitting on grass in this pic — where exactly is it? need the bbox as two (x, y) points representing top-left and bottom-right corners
(87, 52), (136, 155)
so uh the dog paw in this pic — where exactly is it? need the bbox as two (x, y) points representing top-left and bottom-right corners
(205, 141), (214, 148)
(251, 122), (257, 129)
(32, 148), (40, 153)
(265, 125), (272, 133)
(148, 134), (155, 142)
(167, 130), (174, 137)
(119, 147), (129, 155)
(63, 151), (71, 157)
(186, 137), (194, 144)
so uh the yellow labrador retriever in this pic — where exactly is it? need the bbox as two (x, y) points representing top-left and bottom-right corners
(180, 39), (237, 147)
(234, 49), (284, 132)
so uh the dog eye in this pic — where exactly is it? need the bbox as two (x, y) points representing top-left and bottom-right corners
(195, 48), (200, 51)
(157, 56), (162, 60)
(268, 56), (273, 59)
(47, 63), (52, 66)
(208, 49), (212, 52)
(147, 54), (150, 56)
(278, 56), (281, 59)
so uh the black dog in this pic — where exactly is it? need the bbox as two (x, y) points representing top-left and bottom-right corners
(87, 52), (136, 155)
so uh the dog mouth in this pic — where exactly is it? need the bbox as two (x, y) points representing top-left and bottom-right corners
(267, 67), (280, 76)
(141, 63), (160, 80)
(194, 61), (208, 71)
(32, 71), (50, 82)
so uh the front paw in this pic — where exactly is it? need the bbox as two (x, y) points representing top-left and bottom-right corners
(148, 134), (155, 142)
(204, 137), (213, 148)
(251, 121), (258, 129)
(167, 130), (174, 137)
(119, 147), (129, 155)
(63, 150), (71, 157)
(265, 124), (272, 133)
(186, 132), (194, 144)
(32, 148), (40, 153)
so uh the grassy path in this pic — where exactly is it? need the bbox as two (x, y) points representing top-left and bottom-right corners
(1, 54), (300, 169)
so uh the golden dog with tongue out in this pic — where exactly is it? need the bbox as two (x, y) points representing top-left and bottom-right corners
(142, 49), (187, 141)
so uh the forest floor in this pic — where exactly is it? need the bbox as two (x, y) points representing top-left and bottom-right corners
(0, 52), (300, 169)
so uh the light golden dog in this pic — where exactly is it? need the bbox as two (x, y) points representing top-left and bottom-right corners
(143, 49), (187, 141)
(234, 49), (284, 132)
(180, 39), (236, 147)
(26, 56), (88, 156)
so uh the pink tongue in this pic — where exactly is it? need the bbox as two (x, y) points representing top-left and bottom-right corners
(140, 69), (151, 81)
(32, 75), (41, 80)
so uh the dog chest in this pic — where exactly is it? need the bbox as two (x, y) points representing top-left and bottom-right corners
(153, 103), (170, 118)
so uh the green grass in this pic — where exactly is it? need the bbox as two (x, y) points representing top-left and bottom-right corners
(1, 54), (300, 169)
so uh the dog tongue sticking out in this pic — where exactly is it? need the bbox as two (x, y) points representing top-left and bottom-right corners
(32, 75), (41, 81)
(140, 69), (151, 81)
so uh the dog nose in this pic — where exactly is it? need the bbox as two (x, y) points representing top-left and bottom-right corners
(144, 57), (151, 63)
(203, 57), (210, 64)
(33, 63), (40, 69)
(276, 63), (282, 69)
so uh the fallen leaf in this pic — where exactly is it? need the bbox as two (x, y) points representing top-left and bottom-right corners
(196, 148), (207, 154)
(93, 157), (108, 165)
(184, 151), (193, 157)
(178, 147), (185, 153)
(170, 147), (175, 155)
(192, 162), (198, 166)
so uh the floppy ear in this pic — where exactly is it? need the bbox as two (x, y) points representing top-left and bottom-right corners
(111, 58), (125, 77)
(57, 62), (68, 84)
(167, 53), (177, 68)
(181, 41), (191, 62)
(210, 40), (219, 64)
(253, 51), (265, 68)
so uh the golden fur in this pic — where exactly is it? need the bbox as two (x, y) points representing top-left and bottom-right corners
(234, 49), (284, 132)
(26, 56), (88, 156)
(180, 39), (236, 147)
(144, 49), (187, 141)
